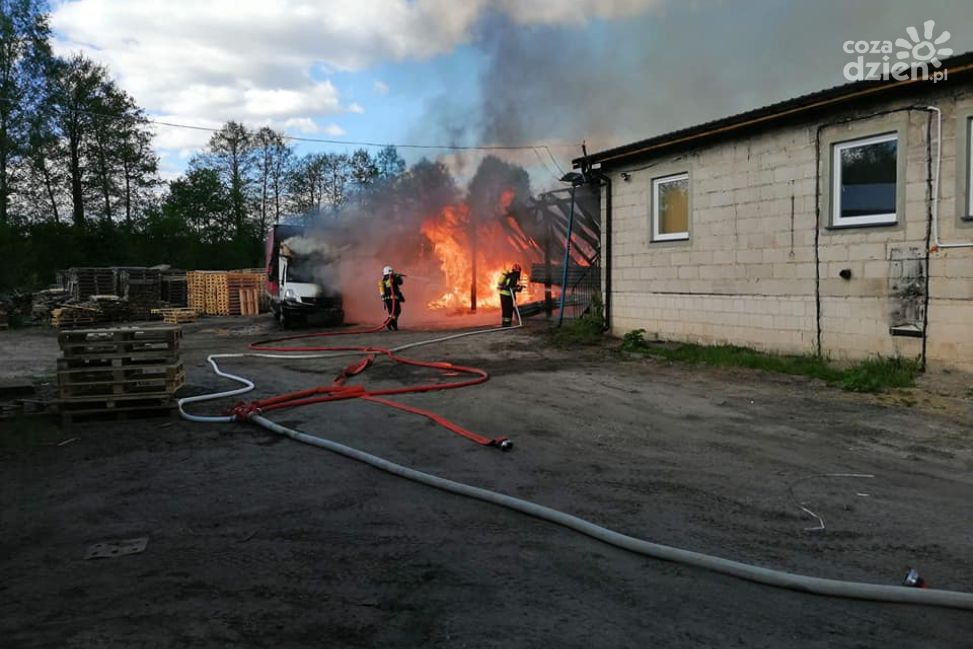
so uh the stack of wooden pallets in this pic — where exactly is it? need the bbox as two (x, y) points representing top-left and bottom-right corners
(56, 325), (184, 425)
(156, 307), (198, 324)
(65, 268), (116, 300)
(51, 305), (101, 328)
(160, 270), (188, 307)
(116, 268), (162, 320)
(186, 271), (264, 316)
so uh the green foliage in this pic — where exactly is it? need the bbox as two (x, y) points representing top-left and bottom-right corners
(0, 216), (264, 291)
(621, 328), (647, 351)
(547, 293), (606, 347)
(838, 356), (920, 393)
(622, 331), (919, 393)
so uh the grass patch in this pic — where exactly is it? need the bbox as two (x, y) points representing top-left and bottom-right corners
(547, 317), (605, 347)
(546, 294), (605, 347)
(621, 329), (919, 393)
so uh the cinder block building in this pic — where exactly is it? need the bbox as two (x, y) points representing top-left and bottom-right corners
(579, 52), (973, 371)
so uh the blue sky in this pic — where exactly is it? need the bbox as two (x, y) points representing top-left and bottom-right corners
(49, 0), (973, 191)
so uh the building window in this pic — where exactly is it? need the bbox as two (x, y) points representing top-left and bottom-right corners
(652, 172), (689, 241)
(832, 133), (898, 227)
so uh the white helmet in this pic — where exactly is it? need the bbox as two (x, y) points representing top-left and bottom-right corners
(383, 265), (393, 275)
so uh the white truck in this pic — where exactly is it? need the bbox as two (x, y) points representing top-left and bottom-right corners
(264, 224), (344, 328)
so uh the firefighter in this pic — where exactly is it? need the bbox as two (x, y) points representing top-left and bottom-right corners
(378, 265), (405, 330)
(497, 263), (523, 327)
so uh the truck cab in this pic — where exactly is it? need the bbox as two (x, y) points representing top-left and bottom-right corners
(266, 224), (344, 328)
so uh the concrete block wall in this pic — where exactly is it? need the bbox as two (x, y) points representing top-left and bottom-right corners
(605, 84), (973, 371)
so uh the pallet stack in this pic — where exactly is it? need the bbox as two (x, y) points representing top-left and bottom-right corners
(116, 268), (162, 320)
(56, 325), (184, 425)
(156, 307), (198, 324)
(51, 305), (101, 328)
(65, 268), (116, 300)
(160, 270), (188, 307)
(187, 271), (264, 316)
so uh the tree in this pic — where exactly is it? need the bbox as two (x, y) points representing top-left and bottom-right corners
(15, 106), (64, 223)
(253, 126), (291, 228)
(200, 121), (255, 235)
(349, 148), (377, 192)
(287, 152), (325, 216)
(47, 54), (108, 226)
(163, 167), (231, 243)
(321, 152), (349, 215)
(397, 158), (459, 219)
(375, 144), (405, 180)
(116, 116), (159, 225)
(0, 0), (52, 224)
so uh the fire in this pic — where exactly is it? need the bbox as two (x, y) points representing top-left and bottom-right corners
(420, 190), (537, 311)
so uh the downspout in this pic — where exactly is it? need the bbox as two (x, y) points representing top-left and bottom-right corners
(587, 172), (612, 331)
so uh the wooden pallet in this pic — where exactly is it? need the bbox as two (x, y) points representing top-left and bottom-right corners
(60, 402), (175, 425)
(187, 271), (263, 316)
(58, 362), (184, 398)
(57, 326), (181, 369)
(58, 353), (180, 371)
(58, 326), (181, 345)
(56, 325), (183, 427)
(51, 306), (101, 328)
(57, 363), (184, 384)
(158, 308), (198, 324)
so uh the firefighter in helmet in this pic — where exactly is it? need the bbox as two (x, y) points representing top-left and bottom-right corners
(497, 263), (523, 327)
(379, 265), (405, 330)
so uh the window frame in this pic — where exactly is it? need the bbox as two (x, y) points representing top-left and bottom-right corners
(651, 172), (690, 242)
(831, 132), (899, 228)
(967, 117), (973, 219)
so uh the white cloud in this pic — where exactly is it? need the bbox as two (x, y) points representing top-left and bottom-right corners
(283, 117), (321, 134)
(50, 0), (660, 167)
(323, 124), (346, 137)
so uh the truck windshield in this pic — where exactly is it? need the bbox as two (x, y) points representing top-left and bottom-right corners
(285, 260), (316, 283)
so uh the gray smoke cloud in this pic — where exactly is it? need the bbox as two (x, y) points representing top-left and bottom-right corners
(427, 0), (973, 163)
(293, 156), (540, 325)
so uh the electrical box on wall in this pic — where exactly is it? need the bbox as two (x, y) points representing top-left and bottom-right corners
(888, 246), (926, 338)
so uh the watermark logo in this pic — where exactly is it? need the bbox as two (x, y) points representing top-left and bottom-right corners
(843, 19), (953, 83)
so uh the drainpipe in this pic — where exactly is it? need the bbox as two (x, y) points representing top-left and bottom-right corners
(590, 172), (612, 331)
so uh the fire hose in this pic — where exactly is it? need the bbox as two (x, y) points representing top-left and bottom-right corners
(177, 298), (973, 611)
(179, 293), (523, 448)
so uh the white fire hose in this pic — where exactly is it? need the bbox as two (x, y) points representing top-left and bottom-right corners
(178, 295), (973, 611)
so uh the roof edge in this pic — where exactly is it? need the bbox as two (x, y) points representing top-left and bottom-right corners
(576, 51), (973, 169)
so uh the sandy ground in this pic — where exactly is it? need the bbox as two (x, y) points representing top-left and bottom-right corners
(1, 315), (972, 648)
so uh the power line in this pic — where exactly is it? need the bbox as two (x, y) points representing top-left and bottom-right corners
(0, 95), (577, 171)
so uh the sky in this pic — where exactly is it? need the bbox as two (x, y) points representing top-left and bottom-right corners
(49, 0), (973, 191)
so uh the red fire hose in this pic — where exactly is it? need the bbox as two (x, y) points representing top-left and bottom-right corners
(232, 318), (512, 450)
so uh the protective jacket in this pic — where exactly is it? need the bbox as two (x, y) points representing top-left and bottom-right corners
(497, 269), (522, 296)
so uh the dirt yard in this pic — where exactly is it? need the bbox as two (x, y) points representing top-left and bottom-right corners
(2, 315), (972, 648)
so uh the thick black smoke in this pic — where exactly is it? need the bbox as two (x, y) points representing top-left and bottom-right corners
(427, 1), (973, 157)
(291, 155), (538, 323)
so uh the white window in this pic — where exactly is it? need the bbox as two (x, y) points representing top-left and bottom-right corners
(652, 172), (689, 241)
(832, 133), (898, 227)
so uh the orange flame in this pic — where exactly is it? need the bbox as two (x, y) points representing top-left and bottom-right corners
(420, 190), (537, 311)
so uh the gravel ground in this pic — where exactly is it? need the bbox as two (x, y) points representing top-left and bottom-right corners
(1, 315), (972, 648)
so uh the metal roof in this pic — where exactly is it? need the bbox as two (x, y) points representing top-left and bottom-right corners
(576, 51), (973, 169)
